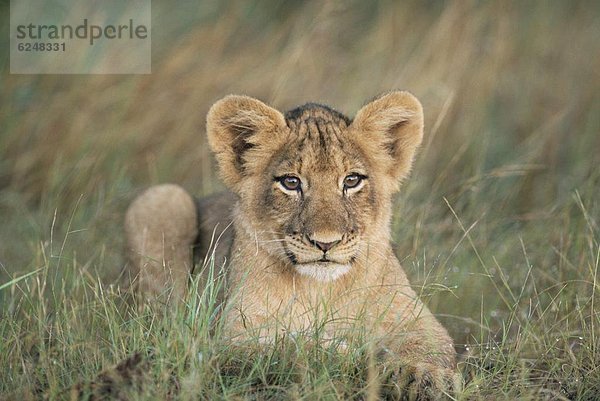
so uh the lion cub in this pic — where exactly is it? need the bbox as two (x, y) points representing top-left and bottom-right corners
(125, 91), (459, 397)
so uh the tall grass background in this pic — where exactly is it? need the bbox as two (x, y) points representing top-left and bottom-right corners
(1, 1), (599, 399)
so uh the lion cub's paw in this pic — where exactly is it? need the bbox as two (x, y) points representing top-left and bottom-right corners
(384, 363), (462, 401)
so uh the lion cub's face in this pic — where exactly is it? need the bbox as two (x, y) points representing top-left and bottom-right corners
(207, 92), (424, 281)
(258, 106), (372, 281)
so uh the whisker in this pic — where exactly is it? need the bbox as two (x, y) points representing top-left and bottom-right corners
(256, 239), (287, 244)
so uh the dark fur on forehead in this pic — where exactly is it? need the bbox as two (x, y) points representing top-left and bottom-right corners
(285, 103), (352, 127)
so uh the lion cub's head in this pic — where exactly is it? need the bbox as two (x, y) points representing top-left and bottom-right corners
(206, 92), (424, 281)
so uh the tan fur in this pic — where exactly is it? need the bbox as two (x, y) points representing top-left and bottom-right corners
(124, 184), (198, 302)
(124, 91), (459, 397)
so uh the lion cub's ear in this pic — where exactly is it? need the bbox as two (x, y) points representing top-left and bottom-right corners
(352, 91), (424, 186)
(206, 95), (287, 190)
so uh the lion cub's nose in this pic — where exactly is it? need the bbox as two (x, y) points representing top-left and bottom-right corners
(309, 238), (341, 253)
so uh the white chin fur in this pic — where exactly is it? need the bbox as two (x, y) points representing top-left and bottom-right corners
(294, 263), (351, 282)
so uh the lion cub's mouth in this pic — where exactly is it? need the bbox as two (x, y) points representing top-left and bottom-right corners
(283, 245), (355, 266)
(283, 244), (356, 282)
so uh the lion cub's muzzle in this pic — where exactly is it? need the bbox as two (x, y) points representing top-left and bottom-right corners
(282, 232), (359, 281)
(283, 232), (359, 265)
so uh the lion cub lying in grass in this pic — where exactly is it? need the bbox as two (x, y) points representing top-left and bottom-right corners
(125, 91), (459, 398)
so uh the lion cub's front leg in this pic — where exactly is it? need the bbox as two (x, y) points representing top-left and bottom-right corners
(380, 315), (462, 400)
(124, 184), (198, 302)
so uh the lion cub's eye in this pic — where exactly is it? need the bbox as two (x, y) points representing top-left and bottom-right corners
(343, 174), (363, 189)
(279, 176), (302, 191)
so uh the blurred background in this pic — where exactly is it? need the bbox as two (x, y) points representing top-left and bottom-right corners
(1, 0), (599, 346)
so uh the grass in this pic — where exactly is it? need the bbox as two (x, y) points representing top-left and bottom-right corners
(1, 0), (599, 399)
